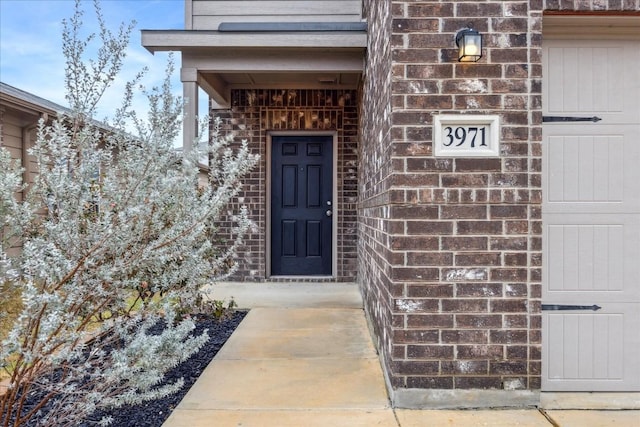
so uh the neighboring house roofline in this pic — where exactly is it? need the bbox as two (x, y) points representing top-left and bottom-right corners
(0, 81), (121, 136)
(0, 81), (69, 118)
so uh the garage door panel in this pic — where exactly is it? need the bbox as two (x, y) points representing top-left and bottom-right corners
(543, 305), (639, 391)
(543, 38), (640, 392)
(544, 126), (639, 212)
(544, 215), (639, 300)
(544, 40), (640, 124)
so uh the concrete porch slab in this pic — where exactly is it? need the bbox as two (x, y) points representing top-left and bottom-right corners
(176, 358), (390, 410)
(395, 409), (552, 426)
(216, 308), (376, 359)
(230, 307), (368, 331)
(163, 409), (399, 427)
(202, 281), (362, 309)
(216, 319), (376, 359)
(540, 392), (640, 410)
(545, 410), (640, 427)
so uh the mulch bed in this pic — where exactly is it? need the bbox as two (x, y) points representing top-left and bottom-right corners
(9, 311), (245, 426)
(81, 311), (245, 427)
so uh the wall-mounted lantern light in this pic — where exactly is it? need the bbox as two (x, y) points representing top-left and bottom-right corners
(456, 28), (482, 62)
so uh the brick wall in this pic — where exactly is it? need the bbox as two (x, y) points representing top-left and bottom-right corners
(217, 89), (359, 281)
(387, 0), (543, 394)
(359, 0), (396, 386)
(359, 0), (638, 407)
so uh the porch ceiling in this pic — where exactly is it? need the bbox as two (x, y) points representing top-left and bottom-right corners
(141, 30), (366, 106)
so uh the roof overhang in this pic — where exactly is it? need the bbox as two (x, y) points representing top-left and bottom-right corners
(142, 29), (367, 50)
(141, 29), (367, 106)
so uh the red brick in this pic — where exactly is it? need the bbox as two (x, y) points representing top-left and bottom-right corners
(407, 376), (454, 389)
(391, 267), (440, 281)
(406, 158), (453, 172)
(490, 268), (528, 282)
(457, 344), (505, 359)
(407, 252), (453, 266)
(407, 3), (455, 18)
(408, 314), (454, 328)
(455, 158), (502, 172)
(455, 64), (503, 78)
(442, 174), (489, 187)
(441, 236), (488, 251)
(391, 205), (439, 219)
(504, 315), (528, 328)
(441, 330), (489, 344)
(392, 360), (440, 375)
(442, 299), (488, 313)
(407, 284), (454, 298)
(441, 205), (487, 220)
(393, 18), (439, 33)
(490, 205), (528, 219)
(407, 221), (454, 235)
(407, 64), (454, 79)
(394, 329), (440, 344)
(490, 299), (527, 313)
(455, 252), (502, 266)
(456, 283), (503, 298)
(456, 314), (502, 328)
(506, 346), (529, 360)
(457, 221), (503, 235)
(490, 360), (528, 375)
(491, 49), (529, 63)
(391, 236), (439, 250)
(394, 298), (440, 313)
(456, 3), (503, 16)
(455, 377), (502, 389)
(442, 360), (489, 375)
(490, 330), (528, 344)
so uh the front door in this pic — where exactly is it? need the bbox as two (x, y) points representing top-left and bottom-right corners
(271, 135), (333, 276)
(542, 38), (640, 391)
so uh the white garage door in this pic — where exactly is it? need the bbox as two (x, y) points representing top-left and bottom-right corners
(542, 38), (640, 391)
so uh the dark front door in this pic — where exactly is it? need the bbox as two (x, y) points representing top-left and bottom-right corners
(271, 135), (333, 276)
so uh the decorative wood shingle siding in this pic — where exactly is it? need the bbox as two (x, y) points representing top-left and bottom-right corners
(188, 0), (363, 30)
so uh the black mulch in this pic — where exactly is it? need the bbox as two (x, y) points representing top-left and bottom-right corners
(9, 311), (245, 427)
(81, 311), (245, 427)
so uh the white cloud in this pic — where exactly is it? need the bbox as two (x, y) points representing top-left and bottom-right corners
(1, 0), (186, 145)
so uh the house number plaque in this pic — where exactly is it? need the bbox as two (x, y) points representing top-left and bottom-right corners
(434, 115), (500, 157)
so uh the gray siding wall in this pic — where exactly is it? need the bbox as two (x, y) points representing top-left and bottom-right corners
(188, 0), (363, 30)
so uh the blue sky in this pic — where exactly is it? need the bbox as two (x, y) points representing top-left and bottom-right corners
(0, 0), (190, 131)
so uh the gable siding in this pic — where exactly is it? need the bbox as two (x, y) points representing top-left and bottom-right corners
(190, 0), (363, 30)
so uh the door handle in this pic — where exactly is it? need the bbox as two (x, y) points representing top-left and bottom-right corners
(326, 209), (333, 217)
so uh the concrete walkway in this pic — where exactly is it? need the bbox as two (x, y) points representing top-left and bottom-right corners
(162, 283), (640, 427)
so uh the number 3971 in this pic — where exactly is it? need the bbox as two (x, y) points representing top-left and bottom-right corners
(434, 115), (499, 157)
(443, 126), (487, 148)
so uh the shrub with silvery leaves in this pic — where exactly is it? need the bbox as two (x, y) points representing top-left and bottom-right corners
(0, 1), (257, 426)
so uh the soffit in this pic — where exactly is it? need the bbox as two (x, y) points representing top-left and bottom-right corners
(142, 30), (366, 106)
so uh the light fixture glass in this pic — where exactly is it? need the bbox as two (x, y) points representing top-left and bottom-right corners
(456, 28), (482, 62)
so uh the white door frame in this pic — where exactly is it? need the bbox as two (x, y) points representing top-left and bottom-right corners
(266, 131), (338, 278)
